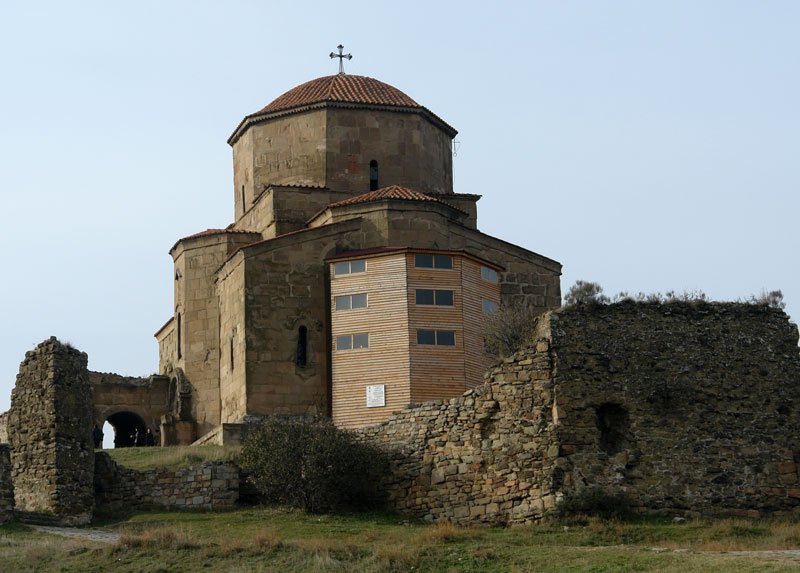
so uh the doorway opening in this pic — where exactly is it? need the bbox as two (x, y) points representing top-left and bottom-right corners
(105, 411), (148, 448)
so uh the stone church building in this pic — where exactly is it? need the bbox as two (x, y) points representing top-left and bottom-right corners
(133, 67), (559, 445)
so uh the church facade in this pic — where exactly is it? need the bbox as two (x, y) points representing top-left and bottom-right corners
(153, 70), (562, 444)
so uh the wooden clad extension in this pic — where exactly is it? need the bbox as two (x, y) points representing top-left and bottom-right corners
(461, 258), (501, 389)
(329, 249), (502, 429)
(407, 252), (465, 404)
(330, 253), (410, 428)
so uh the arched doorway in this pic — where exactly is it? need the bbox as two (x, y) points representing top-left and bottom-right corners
(106, 411), (148, 448)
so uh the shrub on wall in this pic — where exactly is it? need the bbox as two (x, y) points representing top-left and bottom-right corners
(239, 416), (387, 513)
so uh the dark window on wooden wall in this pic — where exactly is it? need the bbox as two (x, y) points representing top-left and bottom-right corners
(296, 326), (308, 367)
(369, 160), (379, 191)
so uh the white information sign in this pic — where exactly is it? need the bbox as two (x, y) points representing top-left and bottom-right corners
(366, 384), (385, 408)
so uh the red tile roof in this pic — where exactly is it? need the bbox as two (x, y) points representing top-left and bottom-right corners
(307, 185), (467, 224)
(180, 228), (259, 241)
(325, 185), (442, 208)
(258, 75), (420, 115)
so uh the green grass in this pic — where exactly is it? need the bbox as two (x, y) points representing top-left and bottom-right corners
(105, 445), (240, 471)
(2, 508), (800, 572)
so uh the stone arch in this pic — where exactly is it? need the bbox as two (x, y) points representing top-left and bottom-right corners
(105, 410), (148, 448)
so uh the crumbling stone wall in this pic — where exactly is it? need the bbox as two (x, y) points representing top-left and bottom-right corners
(0, 411), (8, 444)
(7, 338), (95, 525)
(0, 445), (13, 523)
(94, 453), (239, 512)
(548, 302), (800, 518)
(359, 303), (800, 523)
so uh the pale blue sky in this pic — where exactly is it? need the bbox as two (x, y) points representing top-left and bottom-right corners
(1, 1), (798, 412)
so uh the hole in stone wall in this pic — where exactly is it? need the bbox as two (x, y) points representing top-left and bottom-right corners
(595, 403), (630, 456)
(106, 411), (149, 448)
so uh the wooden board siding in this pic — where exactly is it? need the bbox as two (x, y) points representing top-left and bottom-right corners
(331, 253), (410, 428)
(407, 253), (467, 404)
(461, 258), (501, 389)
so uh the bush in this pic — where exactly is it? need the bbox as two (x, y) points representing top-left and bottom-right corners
(555, 487), (634, 520)
(564, 281), (609, 306)
(483, 303), (541, 359)
(750, 289), (786, 310)
(239, 416), (388, 513)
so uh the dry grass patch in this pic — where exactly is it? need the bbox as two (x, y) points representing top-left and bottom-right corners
(415, 520), (481, 544)
(117, 525), (197, 550)
(656, 518), (800, 552)
(107, 445), (240, 471)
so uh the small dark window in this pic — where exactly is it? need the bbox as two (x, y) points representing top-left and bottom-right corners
(437, 330), (456, 346)
(416, 330), (456, 346)
(230, 337), (235, 371)
(482, 299), (498, 314)
(417, 329), (436, 345)
(434, 255), (453, 269)
(415, 289), (454, 306)
(369, 160), (379, 191)
(414, 254), (453, 269)
(296, 326), (307, 367)
(177, 313), (182, 359)
(416, 289), (435, 305)
(240, 185), (245, 211)
(415, 254), (433, 268)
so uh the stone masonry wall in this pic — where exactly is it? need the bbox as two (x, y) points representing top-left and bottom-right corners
(0, 445), (13, 523)
(7, 338), (95, 525)
(549, 302), (800, 518)
(0, 411), (8, 444)
(358, 342), (559, 525)
(94, 453), (239, 512)
(359, 303), (800, 524)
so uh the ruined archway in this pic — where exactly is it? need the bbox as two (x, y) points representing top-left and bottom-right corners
(106, 411), (148, 448)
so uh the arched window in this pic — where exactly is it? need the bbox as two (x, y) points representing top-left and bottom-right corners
(177, 313), (182, 359)
(296, 326), (308, 367)
(369, 160), (379, 191)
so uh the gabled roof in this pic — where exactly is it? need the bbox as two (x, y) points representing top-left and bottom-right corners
(170, 228), (260, 253)
(308, 185), (467, 225)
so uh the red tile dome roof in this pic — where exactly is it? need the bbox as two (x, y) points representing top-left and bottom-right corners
(257, 74), (420, 114)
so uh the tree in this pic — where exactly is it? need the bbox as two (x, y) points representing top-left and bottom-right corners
(564, 280), (609, 306)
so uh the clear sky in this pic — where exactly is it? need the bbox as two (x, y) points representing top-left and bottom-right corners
(0, 1), (797, 413)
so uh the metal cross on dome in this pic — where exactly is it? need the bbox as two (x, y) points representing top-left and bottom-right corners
(330, 44), (352, 74)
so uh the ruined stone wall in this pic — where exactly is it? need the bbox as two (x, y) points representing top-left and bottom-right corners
(358, 345), (558, 524)
(90, 371), (170, 431)
(94, 453), (239, 512)
(0, 411), (8, 444)
(0, 445), (13, 523)
(549, 302), (800, 518)
(359, 303), (800, 523)
(8, 338), (95, 525)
